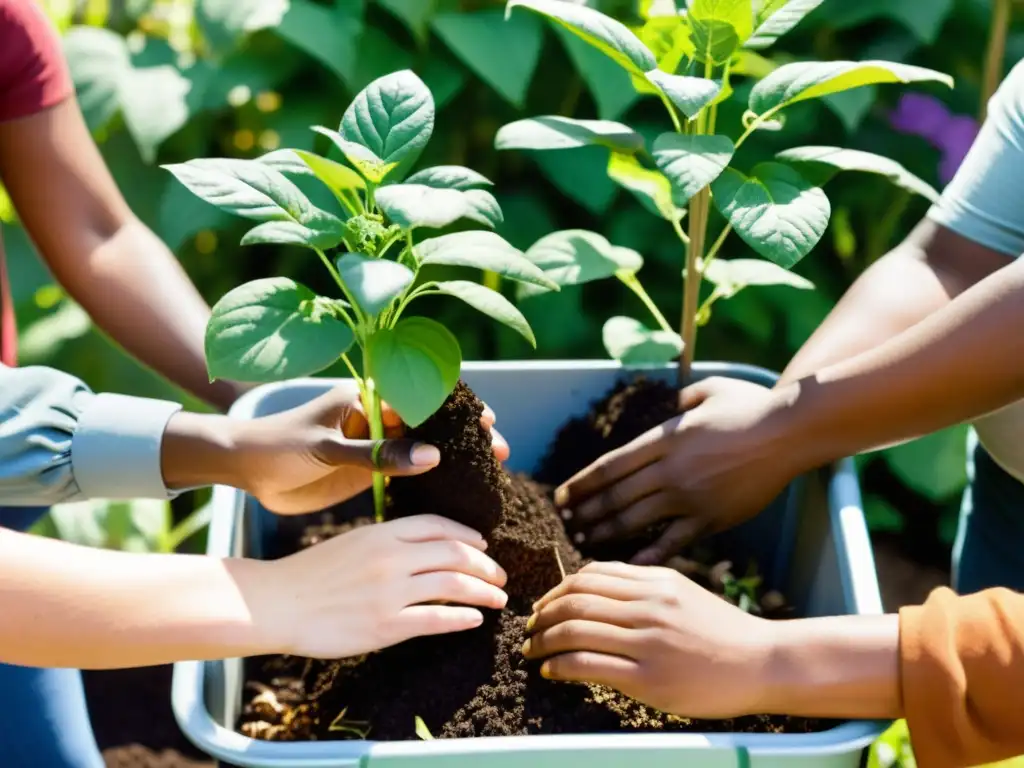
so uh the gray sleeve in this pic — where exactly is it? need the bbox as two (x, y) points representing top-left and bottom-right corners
(0, 364), (183, 506)
(927, 59), (1024, 257)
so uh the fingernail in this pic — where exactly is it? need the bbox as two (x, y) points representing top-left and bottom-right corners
(554, 487), (568, 506)
(525, 614), (536, 632)
(410, 443), (441, 466)
(560, 508), (573, 521)
(540, 662), (551, 679)
(521, 639), (532, 656)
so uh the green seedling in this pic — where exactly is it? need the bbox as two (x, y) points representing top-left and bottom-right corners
(165, 70), (556, 521)
(414, 715), (435, 741)
(328, 706), (371, 738)
(497, 0), (951, 384)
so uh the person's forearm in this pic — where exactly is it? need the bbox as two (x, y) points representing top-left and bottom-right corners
(0, 528), (281, 668)
(775, 256), (1024, 470)
(51, 217), (250, 411)
(778, 221), (1009, 387)
(758, 614), (901, 719)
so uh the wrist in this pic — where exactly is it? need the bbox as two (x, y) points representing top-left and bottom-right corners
(756, 615), (901, 719)
(763, 380), (846, 474)
(221, 557), (297, 656)
(160, 411), (249, 491)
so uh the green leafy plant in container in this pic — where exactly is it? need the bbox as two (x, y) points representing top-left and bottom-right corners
(497, 0), (947, 381)
(164, 69), (555, 521)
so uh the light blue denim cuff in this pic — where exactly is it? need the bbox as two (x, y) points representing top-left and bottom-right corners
(70, 393), (182, 500)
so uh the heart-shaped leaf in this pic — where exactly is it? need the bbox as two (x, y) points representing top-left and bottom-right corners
(376, 184), (502, 230)
(416, 231), (558, 290)
(506, 0), (657, 74)
(634, 15), (694, 92)
(775, 145), (939, 202)
(645, 71), (721, 119)
(704, 257), (815, 297)
(257, 149), (316, 177)
(747, 0), (824, 49)
(405, 165), (493, 190)
(749, 60), (953, 117)
(712, 162), (830, 268)
(607, 153), (678, 221)
(312, 126), (399, 183)
(240, 220), (345, 250)
(163, 158), (343, 234)
(336, 253), (414, 318)
(205, 278), (354, 382)
(652, 133), (735, 205)
(495, 116), (644, 154)
(294, 150), (367, 207)
(434, 280), (536, 347)
(366, 317), (461, 427)
(602, 316), (682, 364)
(521, 229), (643, 299)
(340, 69), (435, 176)
(688, 0), (753, 63)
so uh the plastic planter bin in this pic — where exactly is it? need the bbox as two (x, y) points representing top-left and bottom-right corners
(173, 360), (888, 768)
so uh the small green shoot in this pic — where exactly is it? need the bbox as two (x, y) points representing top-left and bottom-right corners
(328, 707), (371, 739)
(414, 715), (435, 741)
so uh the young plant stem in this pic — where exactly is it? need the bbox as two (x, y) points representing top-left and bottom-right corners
(681, 189), (708, 387)
(702, 223), (732, 271)
(981, 0), (1012, 121)
(619, 272), (674, 334)
(360, 352), (386, 523)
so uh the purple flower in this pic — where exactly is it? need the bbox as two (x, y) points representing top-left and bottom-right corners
(888, 93), (979, 185)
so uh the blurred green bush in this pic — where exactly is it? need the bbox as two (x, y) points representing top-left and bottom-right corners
(10, 0), (1017, 558)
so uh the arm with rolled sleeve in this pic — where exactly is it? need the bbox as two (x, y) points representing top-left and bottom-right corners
(0, 363), (182, 505)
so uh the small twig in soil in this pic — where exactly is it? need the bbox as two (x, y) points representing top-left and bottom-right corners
(328, 706), (371, 738)
(554, 545), (566, 581)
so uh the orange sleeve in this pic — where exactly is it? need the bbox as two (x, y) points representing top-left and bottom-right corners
(900, 586), (1024, 768)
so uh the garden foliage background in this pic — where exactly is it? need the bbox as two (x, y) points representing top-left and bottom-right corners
(8, 0), (1017, 562)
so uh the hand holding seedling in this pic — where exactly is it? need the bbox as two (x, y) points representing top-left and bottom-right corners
(555, 377), (795, 564)
(261, 515), (508, 659)
(162, 384), (508, 516)
(522, 560), (899, 722)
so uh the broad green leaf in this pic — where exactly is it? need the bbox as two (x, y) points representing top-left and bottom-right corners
(885, 426), (968, 502)
(712, 162), (829, 268)
(416, 231), (558, 289)
(506, 0), (656, 74)
(645, 71), (721, 119)
(749, 60), (953, 117)
(274, 0), (362, 84)
(602, 316), (683, 364)
(406, 166), (493, 190)
(746, 0), (823, 49)
(312, 126), (399, 184)
(376, 184), (501, 230)
(205, 278), (354, 382)
(119, 65), (193, 163)
(196, 0), (289, 57)
(821, 0), (954, 46)
(294, 150), (367, 211)
(533, 146), (619, 215)
(521, 229), (643, 298)
(434, 280), (536, 346)
(775, 146), (939, 202)
(652, 133), (735, 205)
(732, 49), (777, 77)
(688, 0), (753, 64)
(257, 149), (315, 177)
(162, 158), (342, 232)
(366, 317), (461, 427)
(340, 70), (435, 176)
(62, 27), (129, 132)
(641, 0), (681, 17)
(556, 28), (641, 120)
(607, 152), (678, 220)
(377, 0), (436, 43)
(822, 87), (876, 133)
(240, 220), (345, 250)
(432, 10), (543, 108)
(704, 257), (814, 297)
(632, 16), (695, 93)
(495, 116), (644, 154)
(336, 252), (414, 317)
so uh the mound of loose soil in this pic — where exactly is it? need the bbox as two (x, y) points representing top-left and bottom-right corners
(237, 376), (834, 742)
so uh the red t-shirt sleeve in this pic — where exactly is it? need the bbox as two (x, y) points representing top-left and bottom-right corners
(0, 0), (73, 122)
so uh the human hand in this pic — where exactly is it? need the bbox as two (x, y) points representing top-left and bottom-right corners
(522, 561), (770, 718)
(201, 385), (509, 514)
(249, 515), (508, 658)
(556, 377), (802, 564)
